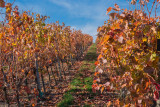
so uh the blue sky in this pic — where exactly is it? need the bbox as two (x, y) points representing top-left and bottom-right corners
(3, 0), (155, 42)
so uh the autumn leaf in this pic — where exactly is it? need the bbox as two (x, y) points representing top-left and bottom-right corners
(22, 69), (24, 72)
(106, 7), (112, 14)
(101, 35), (110, 45)
(32, 103), (35, 107)
(153, 82), (160, 91)
(143, 66), (154, 75)
(0, 33), (2, 39)
(94, 61), (99, 65)
(93, 80), (97, 83)
(154, 91), (159, 100)
(0, 0), (5, 8)
(137, 87), (140, 93)
(121, 83), (126, 88)
(142, 37), (147, 42)
(114, 3), (120, 11)
(145, 82), (149, 89)
(107, 101), (111, 107)
(101, 87), (104, 93)
(97, 54), (102, 60)
(98, 68), (103, 73)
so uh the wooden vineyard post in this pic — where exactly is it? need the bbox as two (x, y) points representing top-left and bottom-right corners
(31, 26), (42, 100)
(54, 33), (62, 80)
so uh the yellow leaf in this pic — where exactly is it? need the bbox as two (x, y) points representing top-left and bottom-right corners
(97, 27), (101, 32)
(142, 37), (147, 42)
(0, 33), (2, 39)
(101, 35), (110, 45)
(106, 7), (112, 14)
(104, 35), (110, 42)
(12, 43), (17, 46)
(150, 53), (156, 61)
(137, 87), (140, 92)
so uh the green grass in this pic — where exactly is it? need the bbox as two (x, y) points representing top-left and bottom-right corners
(84, 77), (93, 92)
(58, 93), (74, 107)
(58, 43), (97, 106)
(70, 78), (84, 89)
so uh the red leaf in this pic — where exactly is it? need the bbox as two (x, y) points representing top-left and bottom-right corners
(154, 91), (159, 100)
(153, 83), (160, 91)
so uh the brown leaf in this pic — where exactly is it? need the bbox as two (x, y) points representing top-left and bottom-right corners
(114, 3), (120, 11)
(143, 66), (154, 75)
(0, 0), (5, 8)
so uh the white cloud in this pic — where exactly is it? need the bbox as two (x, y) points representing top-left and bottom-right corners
(81, 24), (98, 42)
(49, 0), (72, 9)
(49, 0), (108, 20)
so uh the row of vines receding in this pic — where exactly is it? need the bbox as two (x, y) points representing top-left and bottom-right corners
(93, 0), (160, 106)
(0, 0), (93, 106)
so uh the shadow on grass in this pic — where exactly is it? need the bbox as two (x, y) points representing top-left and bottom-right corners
(84, 44), (98, 61)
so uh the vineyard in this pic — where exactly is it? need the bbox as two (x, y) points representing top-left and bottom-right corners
(0, 0), (160, 107)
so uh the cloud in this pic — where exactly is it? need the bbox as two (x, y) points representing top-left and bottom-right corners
(49, 0), (72, 9)
(74, 21), (105, 42)
(81, 24), (98, 42)
(49, 0), (108, 20)
(71, 24), (98, 42)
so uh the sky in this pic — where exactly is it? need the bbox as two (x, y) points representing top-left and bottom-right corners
(2, 0), (155, 42)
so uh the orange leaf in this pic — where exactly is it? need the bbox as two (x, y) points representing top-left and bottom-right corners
(97, 54), (102, 60)
(101, 87), (104, 93)
(106, 7), (112, 14)
(145, 82), (149, 89)
(107, 101), (111, 107)
(32, 103), (35, 107)
(93, 80), (97, 83)
(94, 72), (99, 76)
(94, 61), (99, 65)
(22, 69), (24, 72)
